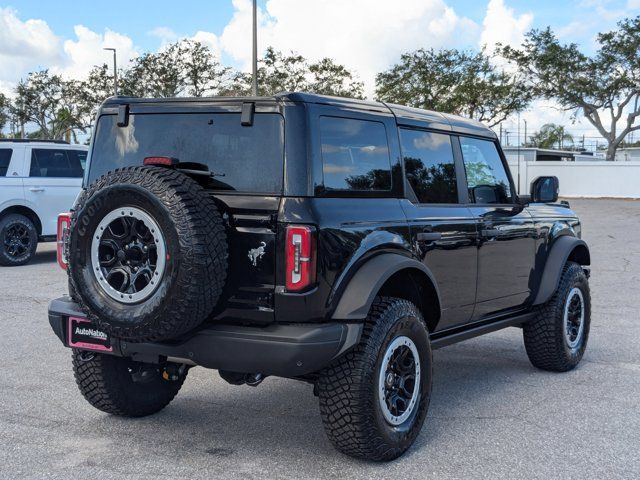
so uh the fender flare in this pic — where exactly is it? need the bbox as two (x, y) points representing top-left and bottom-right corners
(533, 236), (590, 305)
(331, 253), (441, 320)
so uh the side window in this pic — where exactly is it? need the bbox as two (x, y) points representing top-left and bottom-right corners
(399, 129), (458, 204)
(0, 149), (12, 177)
(77, 151), (88, 171)
(460, 137), (513, 204)
(319, 116), (392, 191)
(30, 149), (84, 178)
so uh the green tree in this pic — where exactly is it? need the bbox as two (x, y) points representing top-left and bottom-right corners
(526, 123), (574, 149)
(14, 70), (89, 140)
(252, 47), (364, 98)
(307, 58), (364, 98)
(500, 16), (640, 161)
(120, 40), (233, 98)
(0, 93), (10, 137)
(375, 48), (531, 127)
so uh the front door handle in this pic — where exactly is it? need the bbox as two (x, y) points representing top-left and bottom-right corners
(417, 232), (442, 242)
(481, 228), (501, 238)
(29, 187), (45, 192)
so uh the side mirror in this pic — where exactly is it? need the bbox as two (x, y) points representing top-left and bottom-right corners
(531, 176), (559, 203)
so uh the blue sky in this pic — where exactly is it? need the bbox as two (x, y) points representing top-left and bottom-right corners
(3, 0), (239, 52)
(1, 0), (638, 139)
(6, 0), (630, 54)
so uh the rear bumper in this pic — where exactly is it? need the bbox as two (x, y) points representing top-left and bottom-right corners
(48, 296), (362, 377)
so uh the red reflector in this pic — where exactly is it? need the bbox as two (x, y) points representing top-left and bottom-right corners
(57, 213), (71, 270)
(285, 225), (316, 292)
(143, 156), (177, 166)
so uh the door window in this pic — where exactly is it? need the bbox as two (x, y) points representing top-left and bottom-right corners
(460, 137), (512, 204)
(319, 116), (392, 191)
(30, 149), (85, 178)
(399, 129), (458, 204)
(0, 149), (12, 177)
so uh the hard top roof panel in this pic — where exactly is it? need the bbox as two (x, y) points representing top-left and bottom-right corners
(101, 92), (496, 138)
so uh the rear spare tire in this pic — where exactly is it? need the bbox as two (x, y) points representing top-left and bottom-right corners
(68, 166), (228, 342)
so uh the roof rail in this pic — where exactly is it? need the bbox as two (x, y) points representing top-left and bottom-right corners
(0, 139), (70, 144)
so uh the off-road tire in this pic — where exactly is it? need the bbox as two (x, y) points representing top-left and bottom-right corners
(317, 297), (432, 461)
(68, 166), (228, 342)
(523, 261), (590, 372)
(72, 350), (187, 417)
(0, 214), (38, 266)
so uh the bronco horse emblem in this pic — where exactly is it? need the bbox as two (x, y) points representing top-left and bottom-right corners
(248, 242), (267, 266)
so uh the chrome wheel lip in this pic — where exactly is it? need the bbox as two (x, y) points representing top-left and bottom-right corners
(91, 207), (166, 304)
(378, 335), (421, 426)
(563, 287), (585, 350)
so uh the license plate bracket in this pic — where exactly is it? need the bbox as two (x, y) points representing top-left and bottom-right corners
(67, 316), (113, 352)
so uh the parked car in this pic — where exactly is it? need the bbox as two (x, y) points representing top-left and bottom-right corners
(48, 93), (591, 461)
(0, 139), (87, 266)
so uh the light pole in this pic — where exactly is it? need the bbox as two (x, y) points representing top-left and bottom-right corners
(517, 112), (521, 194)
(103, 48), (118, 96)
(251, 0), (258, 96)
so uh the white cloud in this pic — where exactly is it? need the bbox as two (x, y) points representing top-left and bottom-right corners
(220, 0), (479, 95)
(148, 26), (179, 45)
(54, 25), (138, 79)
(0, 7), (62, 94)
(480, 0), (533, 52)
(191, 31), (221, 59)
(0, 8), (138, 95)
(149, 27), (221, 59)
(629, 0), (640, 9)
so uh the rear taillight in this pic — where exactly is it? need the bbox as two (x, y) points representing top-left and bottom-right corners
(285, 225), (316, 292)
(57, 213), (71, 270)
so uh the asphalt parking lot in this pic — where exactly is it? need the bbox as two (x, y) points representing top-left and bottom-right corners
(1, 198), (638, 479)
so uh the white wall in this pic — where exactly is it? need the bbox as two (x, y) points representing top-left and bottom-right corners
(506, 159), (640, 198)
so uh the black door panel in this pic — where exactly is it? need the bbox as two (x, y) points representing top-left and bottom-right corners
(401, 202), (478, 329)
(456, 134), (538, 319)
(470, 206), (537, 317)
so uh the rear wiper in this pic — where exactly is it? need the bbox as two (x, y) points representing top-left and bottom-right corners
(175, 162), (224, 178)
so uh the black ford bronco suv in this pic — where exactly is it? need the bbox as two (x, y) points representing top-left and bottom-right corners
(49, 93), (591, 461)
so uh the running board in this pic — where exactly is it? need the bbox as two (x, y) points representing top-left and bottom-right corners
(430, 311), (534, 349)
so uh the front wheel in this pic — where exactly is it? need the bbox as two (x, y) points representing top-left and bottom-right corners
(317, 297), (432, 461)
(523, 261), (591, 372)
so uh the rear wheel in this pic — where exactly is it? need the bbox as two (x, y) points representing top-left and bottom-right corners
(318, 297), (432, 461)
(0, 214), (38, 266)
(72, 350), (188, 417)
(523, 261), (590, 372)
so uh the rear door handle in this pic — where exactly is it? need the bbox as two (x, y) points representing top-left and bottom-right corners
(29, 187), (45, 192)
(416, 232), (442, 242)
(481, 228), (501, 237)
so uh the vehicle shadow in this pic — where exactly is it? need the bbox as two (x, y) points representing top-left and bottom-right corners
(28, 248), (58, 266)
(91, 333), (538, 464)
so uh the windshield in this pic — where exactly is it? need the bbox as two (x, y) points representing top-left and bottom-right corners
(88, 112), (284, 193)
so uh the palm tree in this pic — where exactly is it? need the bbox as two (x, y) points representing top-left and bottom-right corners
(526, 123), (574, 149)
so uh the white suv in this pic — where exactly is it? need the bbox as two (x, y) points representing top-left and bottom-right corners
(0, 140), (87, 266)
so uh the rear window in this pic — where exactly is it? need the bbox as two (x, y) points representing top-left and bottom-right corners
(88, 113), (284, 193)
(30, 149), (85, 178)
(319, 116), (391, 191)
(0, 149), (11, 177)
